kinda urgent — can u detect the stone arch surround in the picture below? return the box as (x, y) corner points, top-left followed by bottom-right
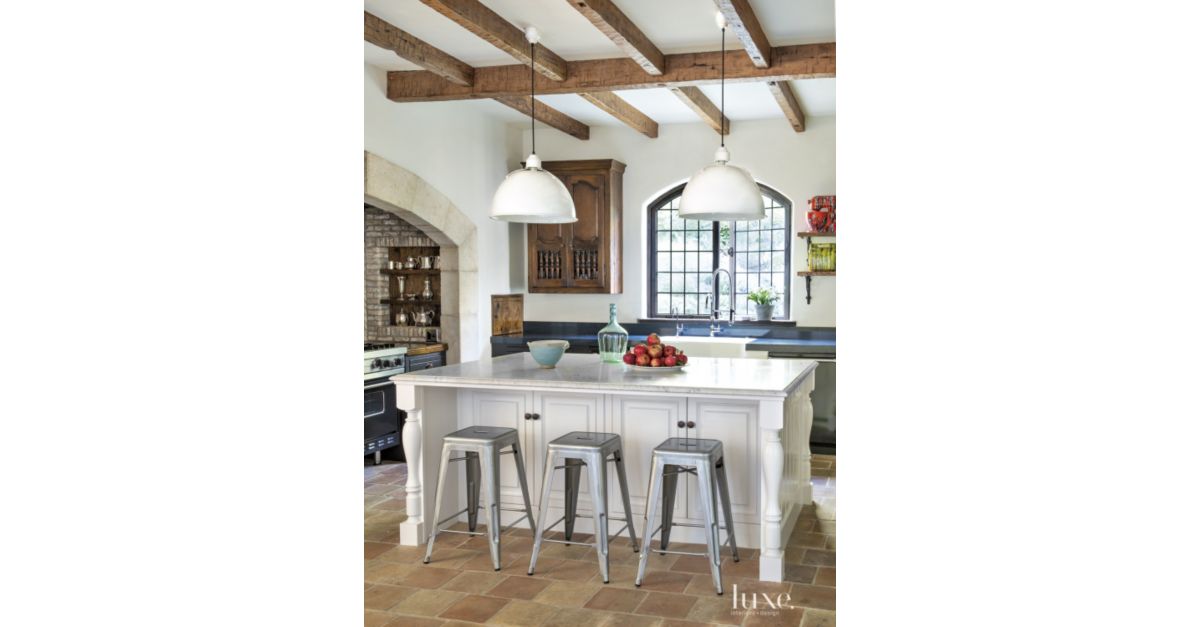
(365, 151), (478, 364)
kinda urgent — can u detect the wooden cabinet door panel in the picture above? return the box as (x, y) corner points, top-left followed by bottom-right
(529, 222), (567, 289)
(565, 174), (607, 289)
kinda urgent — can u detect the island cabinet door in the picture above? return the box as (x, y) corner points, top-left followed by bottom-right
(609, 395), (687, 521)
(684, 399), (760, 522)
(464, 390), (533, 507)
(528, 392), (607, 513)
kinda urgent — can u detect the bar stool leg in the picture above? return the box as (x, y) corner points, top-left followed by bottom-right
(465, 451), (481, 532)
(715, 457), (739, 562)
(562, 458), (583, 543)
(613, 450), (639, 551)
(528, 450), (559, 575)
(481, 445), (503, 570)
(511, 439), (536, 534)
(659, 464), (679, 552)
(635, 455), (665, 587)
(695, 459), (723, 595)
(587, 451), (610, 583)
(423, 442), (453, 564)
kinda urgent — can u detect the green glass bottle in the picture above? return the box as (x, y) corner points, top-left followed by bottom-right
(597, 303), (629, 363)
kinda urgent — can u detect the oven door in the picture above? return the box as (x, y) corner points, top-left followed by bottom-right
(364, 378), (402, 456)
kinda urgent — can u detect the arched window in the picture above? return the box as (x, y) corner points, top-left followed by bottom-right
(646, 183), (791, 319)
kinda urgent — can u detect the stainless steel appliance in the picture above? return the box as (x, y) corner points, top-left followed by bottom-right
(365, 343), (408, 464)
(768, 352), (835, 454)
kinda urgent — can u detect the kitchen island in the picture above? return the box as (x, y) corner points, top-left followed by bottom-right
(390, 352), (818, 582)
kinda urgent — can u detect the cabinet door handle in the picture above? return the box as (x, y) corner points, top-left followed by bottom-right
(686, 421), (696, 428)
(676, 420), (686, 428)
(524, 413), (532, 421)
(532, 413), (540, 420)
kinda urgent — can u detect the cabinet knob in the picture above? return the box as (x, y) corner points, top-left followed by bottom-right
(524, 413), (532, 420)
(687, 421), (696, 428)
(676, 420), (686, 428)
(532, 413), (540, 420)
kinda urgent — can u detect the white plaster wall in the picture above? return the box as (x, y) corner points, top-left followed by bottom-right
(510, 116), (836, 327)
(364, 64), (515, 359)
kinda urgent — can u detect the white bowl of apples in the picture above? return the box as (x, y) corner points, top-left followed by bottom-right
(622, 333), (688, 372)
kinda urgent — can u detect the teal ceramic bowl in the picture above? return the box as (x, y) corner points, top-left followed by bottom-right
(528, 340), (569, 368)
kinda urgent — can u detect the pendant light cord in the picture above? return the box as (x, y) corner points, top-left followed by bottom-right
(720, 26), (726, 148)
(530, 40), (536, 156)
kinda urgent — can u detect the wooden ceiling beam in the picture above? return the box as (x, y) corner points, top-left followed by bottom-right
(766, 81), (805, 132)
(579, 92), (658, 138)
(567, 0), (665, 75)
(714, 0), (772, 68)
(670, 87), (728, 135)
(419, 0), (569, 81)
(388, 43), (834, 102)
(364, 12), (475, 87)
(493, 96), (590, 140)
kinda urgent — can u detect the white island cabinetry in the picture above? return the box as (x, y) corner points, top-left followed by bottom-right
(393, 353), (817, 582)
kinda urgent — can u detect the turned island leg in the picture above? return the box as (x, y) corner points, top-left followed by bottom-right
(758, 370), (817, 582)
(760, 422), (785, 582)
(397, 385), (425, 545)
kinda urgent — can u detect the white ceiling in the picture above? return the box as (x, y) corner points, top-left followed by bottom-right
(365, 0), (835, 126)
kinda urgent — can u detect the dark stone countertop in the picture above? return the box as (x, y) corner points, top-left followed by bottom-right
(492, 321), (835, 355)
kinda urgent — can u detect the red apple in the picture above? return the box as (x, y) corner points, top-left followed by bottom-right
(622, 352), (636, 365)
(647, 344), (663, 358)
(663, 345), (676, 357)
(650, 357), (662, 367)
(635, 353), (651, 366)
(632, 344), (648, 356)
(676, 354), (688, 365)
(646, 333), (661, 346)
(663, 355), (677, 367)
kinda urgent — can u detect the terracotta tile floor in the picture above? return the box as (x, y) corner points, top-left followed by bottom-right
(365, 454), (836, 626)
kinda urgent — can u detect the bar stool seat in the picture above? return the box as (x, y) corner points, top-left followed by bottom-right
(424, 425), (536, 570)
(528, 431), (638, 584)
(635, 436), (739, 595)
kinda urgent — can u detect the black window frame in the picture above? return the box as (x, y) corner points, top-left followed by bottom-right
(645, 183), (792, 320)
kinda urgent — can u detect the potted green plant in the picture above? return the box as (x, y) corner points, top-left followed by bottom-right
(748, 288), (779, 321)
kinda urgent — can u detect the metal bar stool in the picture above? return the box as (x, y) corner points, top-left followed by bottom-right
(635, 437), (739, 595)
(528, 431), (638, 584)
(424, 426), (535, 570)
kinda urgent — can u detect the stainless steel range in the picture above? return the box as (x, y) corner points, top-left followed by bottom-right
(364, 343), (409, 464)
(365, 342), (408, 380)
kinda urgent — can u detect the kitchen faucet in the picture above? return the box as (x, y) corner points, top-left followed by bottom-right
(708, 268), (735, 336)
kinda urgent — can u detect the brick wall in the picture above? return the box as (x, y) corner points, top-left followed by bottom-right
(365, 205), (438, 342)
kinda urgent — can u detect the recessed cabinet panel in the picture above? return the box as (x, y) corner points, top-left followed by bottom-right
(529, 392), (606, 511)
(468, 391), (531, 505)
(685, 399), (759, 521)
(610, 395), (686, 520)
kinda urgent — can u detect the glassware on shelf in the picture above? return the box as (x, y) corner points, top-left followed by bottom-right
(420, 278), (435, 300)
(396, 276), (406, 297)
(597, 303), (629, 363)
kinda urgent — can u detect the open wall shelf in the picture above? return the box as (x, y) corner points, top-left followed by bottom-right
(796, 232), (836, 304)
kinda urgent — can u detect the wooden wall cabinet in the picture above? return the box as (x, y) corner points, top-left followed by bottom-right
(527, 159), (624, 293)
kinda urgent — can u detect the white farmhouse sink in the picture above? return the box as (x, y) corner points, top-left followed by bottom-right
(658, 335), (766, 359)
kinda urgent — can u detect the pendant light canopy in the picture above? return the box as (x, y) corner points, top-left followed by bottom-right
(678, 13), (765, 222)
(490, 27), (576, 224)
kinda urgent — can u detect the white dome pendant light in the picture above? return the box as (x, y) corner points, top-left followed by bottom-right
(678, 13), (765, 222)
(490, 27), (576, 224)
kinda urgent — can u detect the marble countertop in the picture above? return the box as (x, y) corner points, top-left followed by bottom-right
(391, 353), (818, 398)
